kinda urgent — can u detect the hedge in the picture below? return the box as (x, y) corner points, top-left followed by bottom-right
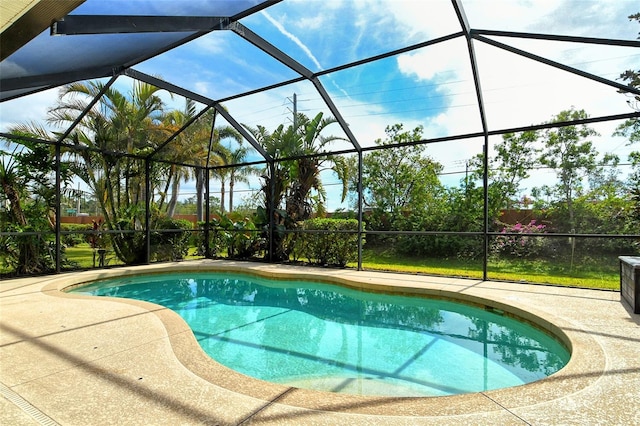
(297, 218), (362, 266)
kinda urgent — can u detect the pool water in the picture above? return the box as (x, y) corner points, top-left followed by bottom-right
(71, 272), (570, 396)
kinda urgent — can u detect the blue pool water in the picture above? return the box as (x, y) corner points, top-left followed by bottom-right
(70, 272), (570, 396)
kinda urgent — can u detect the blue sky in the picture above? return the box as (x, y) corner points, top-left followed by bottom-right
(1, 0), (639, 211)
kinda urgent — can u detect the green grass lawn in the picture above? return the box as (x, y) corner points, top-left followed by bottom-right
(65, 243), (125, 268)
(355, 250), (484, 278)
(486, 257), (619, 289)
(65, 244), (96, 268)
(353, 246), (620, 290)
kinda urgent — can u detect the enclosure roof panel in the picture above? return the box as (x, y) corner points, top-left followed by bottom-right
(240, 0), (462, 72)
(463, 0), (638, 41)
(134, 29), (301, 101)
(0, 0), (274, 100)
(0, 0), (638, 146)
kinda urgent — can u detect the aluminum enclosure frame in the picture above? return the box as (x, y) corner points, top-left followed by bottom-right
(0, 0), (639, 279)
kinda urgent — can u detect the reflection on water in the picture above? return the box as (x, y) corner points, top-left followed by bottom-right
(73, 272), (570, 396)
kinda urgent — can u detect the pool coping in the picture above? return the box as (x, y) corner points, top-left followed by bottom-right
(40, 260), (603, 417)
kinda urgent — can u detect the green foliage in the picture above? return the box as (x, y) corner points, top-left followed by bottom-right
(150, 217), (193, 261)
(470, 130), (539, 213)
(245, 112), (347, 260)
(252, 205), (293, 260)
(61, 223), (91, 247)
(4, 77), (639, 277)
(199, 211), (264, 259)
(536, 108), (600, 231)
(0, 140), (74, 274)
(0, 233), (54, 275)
(110, 204), (147, 265)
(492, 221), (547, 258)
(393, 233), (484, 260)
(359, 124), (443, 223)
(297, 218), (362, 266)
(444, 183), (486, 233)
(354, 124), (447, 249)
(194, 220), (218, 257)
(628, 152), (640, 233)
(387, 180), (486, 259)
(222, 212), (263, 259)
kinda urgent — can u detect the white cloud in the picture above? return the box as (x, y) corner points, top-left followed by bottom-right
(359, 0), (460, 40)
(462, 0), (559, 33)
(0, 88), (60, 133)
(474, 41), (631, 128)
(192, 35), (227, 55)
(394, 37), (481, 138)
(397, 41), (470, 82)
(297, 16), (324, 31)
(387, 1), (634, 139)
(261, 10), (324, 70)
(193, 81), (211, 97)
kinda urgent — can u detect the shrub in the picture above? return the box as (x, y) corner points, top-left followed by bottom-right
(492, 220), (547, 258)
(297, 218), (362, 266)
(150, 217), (193, 261)
(61, 223), (89, 247)
(395, 234), (484, 260)
(222, 212), (263, 259)
(195, 219), (225, 257)
(196, 213), (264, 259)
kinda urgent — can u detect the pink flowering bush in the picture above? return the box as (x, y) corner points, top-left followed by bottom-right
(492, 220), (547, 258)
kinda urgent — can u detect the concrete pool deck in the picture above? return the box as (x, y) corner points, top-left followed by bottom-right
(1, 260), (639, 425)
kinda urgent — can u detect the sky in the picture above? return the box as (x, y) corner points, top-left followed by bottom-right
(0, 0), (638, 211)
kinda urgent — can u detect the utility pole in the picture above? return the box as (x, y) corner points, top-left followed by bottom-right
(286, 93), (298, 126)
(76, 182), (81, 215)
(292, 92), (297, 128)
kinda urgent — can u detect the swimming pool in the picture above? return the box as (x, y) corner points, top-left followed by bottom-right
(70, 271), (570, 396)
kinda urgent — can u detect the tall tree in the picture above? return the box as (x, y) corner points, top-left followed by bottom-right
(226, 145), (258, 213)
(614, 13), (640, 233)
(246, 111), (346, 220)
(285, 112), (346, 222)
(158, 98), (209, 218)
(491, 130), (540, 210)
(194, 122), (227, 221)
(209, 131), (243, 214)
(357, 124), (444, 228)
(468, 130), (540, 221)
(535, 108), (599, 231)
(159, 106), (238, 221)
(245, 122), (291, 214)
(244, 122), (293, 260)
(244, 111), (346, 259)
(0, 135), (73, 274)
(47, 80), (168, 264)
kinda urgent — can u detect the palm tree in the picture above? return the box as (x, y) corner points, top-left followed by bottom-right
(0, 152), (26, 227)
(47, 79), (168, 264)
(285, 112), (347, 221)
(245, 112), (347, 220)
(244, 112), (346, 260)
(158, 99), (203, 217)
(183, 109), (219, 222)
(1, 124), (54, 230)
(227, 145), (258, 212)
(209, 130), (243, 214)
(211, 144), (231, 213)
(244, 122), (294, 216)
